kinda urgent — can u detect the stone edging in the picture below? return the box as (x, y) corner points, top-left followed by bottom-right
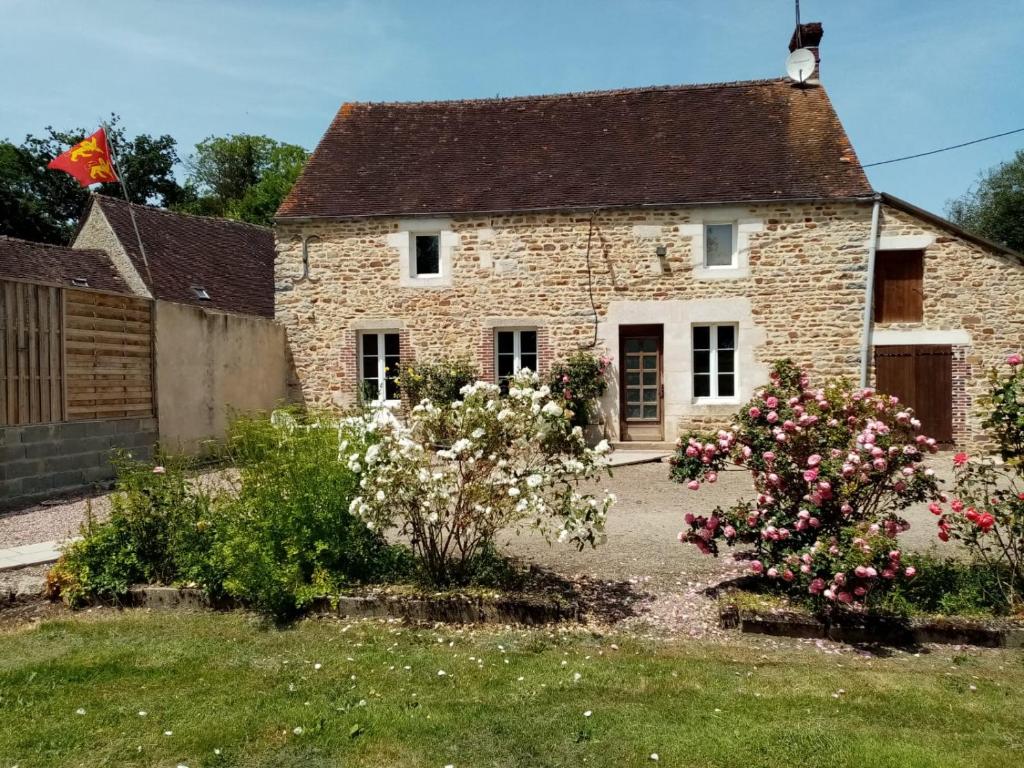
(127, 586), (581, 625)
(720, 604), (1024, 648)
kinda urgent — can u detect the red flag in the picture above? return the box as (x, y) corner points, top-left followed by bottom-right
(47, 127), (118, 186)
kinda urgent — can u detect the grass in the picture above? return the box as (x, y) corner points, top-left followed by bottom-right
(1, 611), (1023, 767)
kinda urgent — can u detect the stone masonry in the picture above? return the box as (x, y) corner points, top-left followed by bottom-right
(274, 200), (1024, 449)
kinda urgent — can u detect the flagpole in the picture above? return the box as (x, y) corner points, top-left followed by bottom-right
(101, 121), (155, 292)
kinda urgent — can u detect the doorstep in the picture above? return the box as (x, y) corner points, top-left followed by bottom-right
(604, 450), (672, 468)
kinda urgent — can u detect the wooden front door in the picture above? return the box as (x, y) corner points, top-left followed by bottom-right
(874, 345), (954, 444)
(620, 325), (663, 441)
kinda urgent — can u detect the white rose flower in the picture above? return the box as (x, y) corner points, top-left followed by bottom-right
(542, 401), (563, 417)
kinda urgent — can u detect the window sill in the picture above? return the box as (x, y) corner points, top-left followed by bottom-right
(692, 397), (741, 407)
(400, 274), (452, 288)
(693, 265), (750, 281)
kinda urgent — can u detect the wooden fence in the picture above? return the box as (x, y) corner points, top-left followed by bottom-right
(0, 279), (153, 427)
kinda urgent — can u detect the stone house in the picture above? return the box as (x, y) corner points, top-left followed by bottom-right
(273, 24), (1024, 449)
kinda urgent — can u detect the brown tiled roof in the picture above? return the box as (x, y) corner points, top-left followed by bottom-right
(0, 236), (130, 293)
(279, 78), (872, 219)
(94, 196), (275, 318)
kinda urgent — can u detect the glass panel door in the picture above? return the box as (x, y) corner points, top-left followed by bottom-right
(623, 336), (660, 422)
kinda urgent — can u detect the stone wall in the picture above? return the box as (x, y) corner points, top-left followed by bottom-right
(0, 417), (156, 510)
(274, 200), (1024, 448)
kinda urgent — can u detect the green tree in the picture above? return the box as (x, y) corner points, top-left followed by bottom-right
(947, 149), (1024, 254)
(0, 115), (183, 244)
(176, 135), (308, 226)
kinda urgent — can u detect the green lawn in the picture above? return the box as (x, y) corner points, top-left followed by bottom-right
(1, 611), (1022, 767)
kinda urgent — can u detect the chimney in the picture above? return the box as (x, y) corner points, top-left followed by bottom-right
(789, 22), (823, 84)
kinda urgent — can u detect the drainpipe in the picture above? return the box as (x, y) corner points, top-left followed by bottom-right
(858, 194), (882, 388)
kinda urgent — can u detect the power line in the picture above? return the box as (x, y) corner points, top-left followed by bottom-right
(862, 127), (1024, 168)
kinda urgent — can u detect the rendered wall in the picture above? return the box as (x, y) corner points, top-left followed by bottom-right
(154, 301), (286, 454)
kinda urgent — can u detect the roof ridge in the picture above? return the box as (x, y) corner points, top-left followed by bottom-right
(339, 77), (792, 109)
(94, 195), (272, 233)
(0, 234), (106, 253)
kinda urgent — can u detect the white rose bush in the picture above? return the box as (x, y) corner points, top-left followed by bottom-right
(345, 370), (615, 585)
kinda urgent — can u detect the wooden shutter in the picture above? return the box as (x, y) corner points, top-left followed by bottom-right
(874, 250), (924, 323)
(874, 344), (953, 444)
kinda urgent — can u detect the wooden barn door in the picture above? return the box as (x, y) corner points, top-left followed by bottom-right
(874, 345), (953, 444)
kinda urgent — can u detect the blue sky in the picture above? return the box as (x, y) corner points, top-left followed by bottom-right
(3, 0), (1022, 214)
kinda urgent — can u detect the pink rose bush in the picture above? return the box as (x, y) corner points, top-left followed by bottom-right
(930, 355), (1024, 607)
(671, 360), (941, 608)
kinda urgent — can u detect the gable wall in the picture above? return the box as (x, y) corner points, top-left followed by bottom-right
(274, 201), (1023, 448)
(73, 204), (151, 298)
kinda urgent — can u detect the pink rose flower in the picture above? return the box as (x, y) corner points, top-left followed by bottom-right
(750, 561), (764, 575)
(687, 480), (700, 491)
(765, 396), (778, 409)
(904, 566), (917, 578)
(748, 406), (762, 419)
(1008, 353), (1023, 366)
(152, 466), (166, 474)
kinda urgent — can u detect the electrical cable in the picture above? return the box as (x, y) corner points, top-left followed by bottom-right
(862, 127), (1024, 168)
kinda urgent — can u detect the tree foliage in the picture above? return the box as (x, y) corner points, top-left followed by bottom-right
(946, 149), (1024, 254)
(0, 115), (182, 244)
(175, 134), (308, 226)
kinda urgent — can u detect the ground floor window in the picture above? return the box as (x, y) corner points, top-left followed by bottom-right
(496, 329), (537, 390)
(692, 324), (737, 400)
(359, 331), (400, 401)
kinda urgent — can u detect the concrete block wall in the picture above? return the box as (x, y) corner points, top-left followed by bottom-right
(0, 417), (156, 511)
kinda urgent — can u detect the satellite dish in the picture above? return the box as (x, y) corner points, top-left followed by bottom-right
(786, 47), (817, 83)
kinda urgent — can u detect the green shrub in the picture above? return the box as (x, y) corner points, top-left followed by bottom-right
(871, 552), (1011, 617)
(547, 351), (611, 427)
(395, 357), (478, 406)
(52, 453), (223, 607)
(215, 411), (412, 617)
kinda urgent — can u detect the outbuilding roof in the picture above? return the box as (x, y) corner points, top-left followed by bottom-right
(93, 196), (276, 318)
(279, 78), (872, 219)
(0, 235), (130, 293)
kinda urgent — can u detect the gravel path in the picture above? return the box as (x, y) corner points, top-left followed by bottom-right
(0, 494), (111, 549)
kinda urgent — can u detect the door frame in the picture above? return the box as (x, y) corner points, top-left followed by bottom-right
(618, 324), (664, 441)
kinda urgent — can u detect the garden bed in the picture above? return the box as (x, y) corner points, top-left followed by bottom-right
(126, 584), (581, 625)
(719, 598), (1024, 647)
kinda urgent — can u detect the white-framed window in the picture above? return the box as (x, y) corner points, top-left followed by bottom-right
(359, 331), (401, 402)
(495, 329), (538, 390)
(412, 233), (441, 277)
(692, 324), (737, 401)
(703, 223), (737, 268)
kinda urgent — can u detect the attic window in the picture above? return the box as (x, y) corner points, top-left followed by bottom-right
(191, 285), (211, 301)
(413, 234), (441, 277)
(69, 277), (89, 288)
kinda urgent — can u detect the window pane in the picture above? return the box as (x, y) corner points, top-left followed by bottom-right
(718, 373), (736, 398)
(642, 371), (656, 386)
(693, 350), (711, 375)
(624, 338), (641, 353)
(519, 331), (537, 355)
(625, 355), (640, 370)
(362, 333), (378, 356)
(642, 404), (658, 419)
(497, 331), (514, 355)
(519, 353), (537, 373)
(717, 349), (735, 374)
(694, 373), (711, 398)
(641, 338), (657, 352)
(415, 235), (440, 275)
(626, 404), (641, 418)
(626, 372), (640, 386)
(497, 354), (516, 379)
(642, 356), (657, 370)
(384, 333), (400, 356)
(716, 325), (735, 350)
(692, 325), (711, 350)
(385, 376), (400, 401)
(705, 224), (734, 267)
